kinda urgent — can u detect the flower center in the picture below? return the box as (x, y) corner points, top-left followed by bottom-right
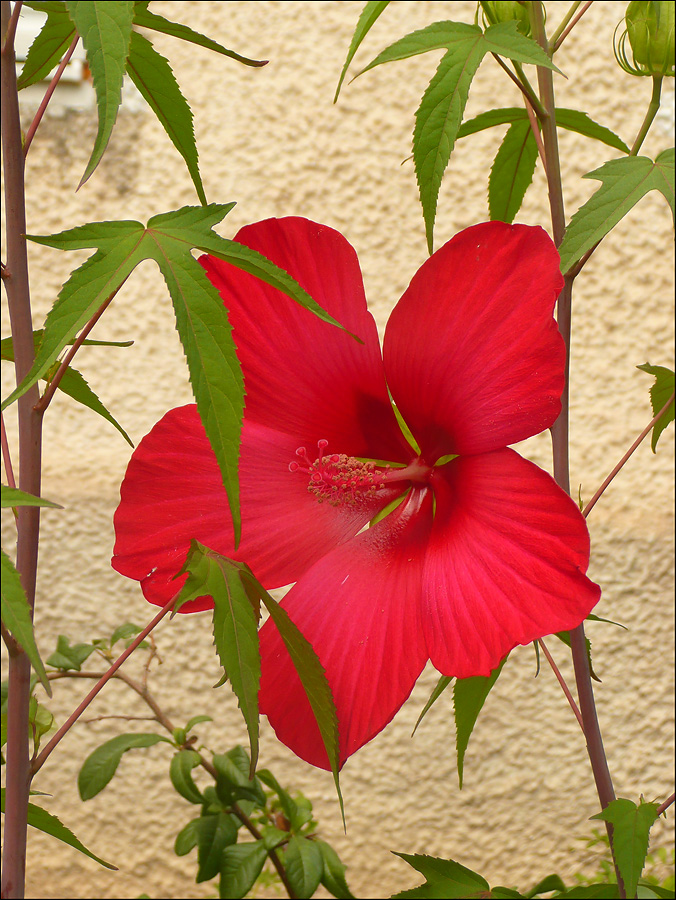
(289, 440), (432, 507)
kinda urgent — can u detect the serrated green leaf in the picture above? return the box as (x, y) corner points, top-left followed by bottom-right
(317, 839), (356, 899)
(457, 107), (629, 153)
(174, 542), (260, 770)
(480, 21), (563, 73)
(64, 1), (134, 186)
(54, 363), (134, 445)
(132, 4), (267, 67)
(525, 873), (567, 897)
(591, 798), (660, 899)
(412, 674), (453, 736)
(392, 853), (489, 899)
(78, 732), (169, 800)
(334, 0), (390, 101)
(219, 841), (268, 899)
(46, 634), (96, 671)
(1, 486), (62, 509)
(285, 835), (324, 898)
(18, 1), (77, 89)
(637, 364), (675, 451)
(195, 812), (238, 883)
(170, 748), (204, 804)
(125, 30), (206, 204)
(174, 817), (200, 856)
(488, 119), (538, 223)
(0, 329), (132, 359)
(1, 550), (51, 695)
(1, 788), (117, 868)
(454, 655), (507, 788)
(554, 629), (601, 682)
(558, 149), (675, 274)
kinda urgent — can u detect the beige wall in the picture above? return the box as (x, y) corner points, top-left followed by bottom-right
(2, 2), (674, 898)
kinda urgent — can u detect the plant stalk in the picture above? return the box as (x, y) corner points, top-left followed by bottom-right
(1, 3), (44, 896)
(629, 76), (663, 156)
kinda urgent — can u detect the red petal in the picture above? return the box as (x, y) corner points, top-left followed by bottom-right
(201, 217), (409, 463)
(422, 450), (601, 678)
(259, 488), (433, 769)
(112, 406), (404, 609)
(384, 222), (565, 460)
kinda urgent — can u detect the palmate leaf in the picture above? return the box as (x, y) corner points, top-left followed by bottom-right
(591, 798), (660, 899)
(637, 364), (675, 451)
(0, 549), (51, 694)
(18, 1), (77, 89)
(391, 853), (490, 899)
(334, 0), (390, 102)
(558, 149), (675, 274)
(125, 30), (206, 205)
(454, 655), (507, 788)
(488, 119), (538, 223)
(3, 204), (343, 541)
(78, 733), (170, 800)
(0, 789), (117, 869)
(64, 1), (135, 187)
(1, 486), (62, 509)
(356, 20), (558, 251)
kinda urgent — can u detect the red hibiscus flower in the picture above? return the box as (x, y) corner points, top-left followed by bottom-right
(112, 217), (600, 770)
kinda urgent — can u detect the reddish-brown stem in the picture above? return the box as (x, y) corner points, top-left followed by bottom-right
(583, 390), (675, 519)
(538, 639), (584, 732)
(1, 409), (17, 487)
(34, 283), (127, 414)
(23, 35), (79, 156)
(490, 51), (547, 120)
(31, 595), (177, 776)
(524, 94), (548, 175)
(551, 1), (594, 53)
(656, 793), (675, 817)
(2, 3), (44, 894)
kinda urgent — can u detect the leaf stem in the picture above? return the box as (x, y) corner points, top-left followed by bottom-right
(1, 409), (17, 488)
(30, 594), (177, 777)
(0, 0), (20, 55)
(656, 793), (675, 817)
(23, 35), (80, 156)
(490, 52), (547, 120)
(537, 639), (584, 731)
(629, 76), (663, 156)
(583, 390), (675, 518)
(551, 1), (594, 54)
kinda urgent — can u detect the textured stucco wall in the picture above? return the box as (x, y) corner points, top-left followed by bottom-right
(2, 2), (674, 898)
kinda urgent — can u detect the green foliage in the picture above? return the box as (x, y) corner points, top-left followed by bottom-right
(1, 788), (117, 869)
(284, 834), (324, 898)
(391, 853), (490, 898)
(334, 0), (390, 101)
(558, 149), (675, 273)
(18, 2), (78, 89)
(411, 674), (453, 735)
(170, 748), (204, 804)
(1, 486), (61, 508)
(219, 841), (268, 899)
(46, 634), (97, 671)
(78, 733), (170, 800)
(212, 747), (266, 807)
(453, 656), (507, 787)
(591, 798), (660, 898)
(194, 812), (239, 882)
(488, 119), (538, 223)
(637, 364), (675, 450)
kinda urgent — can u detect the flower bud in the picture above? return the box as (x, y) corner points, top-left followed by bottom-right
(615, 1), (675, 77)
(479, 1), (532, 37)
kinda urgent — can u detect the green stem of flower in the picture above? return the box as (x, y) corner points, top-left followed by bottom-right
(530, 4), (625, 896)
(629, 75), (663, 156)
(551, 1), (594, 54)
(548, 1), (583, 50)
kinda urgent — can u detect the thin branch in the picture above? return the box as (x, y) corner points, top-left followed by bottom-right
(0, 0), (21, 55)
(656, 793), (675, 817)
(23, 35), (79, 156)
(629, 76), (663, 156)
(538, 639), (585, 732)
(552, 2), (594, 54)
(31, 594), (177, 776)
(1, 410), (16, 488)
(583, 390), (675, 518)
(490, 52), (548, 120)
(524, 94), (547, 175)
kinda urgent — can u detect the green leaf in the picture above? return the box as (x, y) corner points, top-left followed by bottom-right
(185, 714), (212, 732)
(1, 550), (51, 695)
(412, 674), (453, 736)
(110, 622), (142, 645)
(174, 817), (200, 856)
(285, 835), (324, 898)
(1, 486), (62, 509)
(392, 853), (489, 899)
(64, 1), (135, 187)
(170, 748), (204, 804)
(457, 107), (629, 153)
(1, 788), (117, 869)
(334, 0), (390, 101)
(454, 655), (507, 788)
(125, 30), (206, 204)
(18, 1), (77, 89)
(557, 884), (620, 898)
(46, 634), (96, 671)
(174, 542), (260, 771)
(195, 812), (238, 883)
(488, 119), (538, 223)
(317, 839), (356, 899)
(212, 747), (266, 807)
(132, 4), (267, 67)
(637, 364), (675, 451)
(554, 630), (601, 682)
(219, 841), (268, 899)
(257, 769), (309, 833)
(591, 798), (660, 899)
(526, 873), (567, 897)
(0, 329), (133, 359)
(558, 149), (675, 274)
(78, 733), (169, 800)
